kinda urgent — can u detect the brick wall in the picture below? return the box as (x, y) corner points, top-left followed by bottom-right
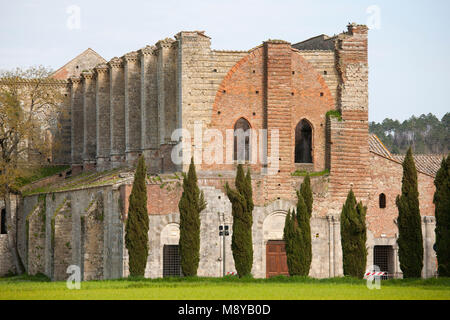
(329, 24), (371, 201)
(367, 152), (436, 238)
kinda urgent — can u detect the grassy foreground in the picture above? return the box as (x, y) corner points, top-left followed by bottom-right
(0, 274), (449, 300)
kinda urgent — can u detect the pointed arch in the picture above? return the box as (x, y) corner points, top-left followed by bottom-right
(234, 117), (251, 162)
(295, 119), (313, 163)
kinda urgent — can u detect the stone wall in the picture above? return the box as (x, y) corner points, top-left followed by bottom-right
(81, 195), (104, 280)
(52, 200), (72, 281)
(0, 198), (14, 275)
(26, 197), (46, 275)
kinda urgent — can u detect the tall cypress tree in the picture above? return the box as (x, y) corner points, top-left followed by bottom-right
(300, 174), (313, 218)
(341, 189), (367, 278)
(434, 155), (450, 277)
(396, 147), (424, 278)
(125, 155), (149, 277)
(296, 191), (312, 276)
(283, 209), (302, 275)
(179, 157), (206, 276)
(225, 165), (254, 277)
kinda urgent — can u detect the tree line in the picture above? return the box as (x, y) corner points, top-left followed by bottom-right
(126, 152), (450, 279)
(369, 113), (449, 154)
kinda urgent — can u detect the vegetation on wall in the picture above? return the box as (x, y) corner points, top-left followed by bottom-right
(225, 164), (254, 278)
(434, 155), (450, 277)
(125, 155), (149, 277)
(369, 113), (449, 154)
(178, 158), (206, 277)
(340, 189), (367, 279)
(326, 109), (342, 122)
(396, 148), (424, 278)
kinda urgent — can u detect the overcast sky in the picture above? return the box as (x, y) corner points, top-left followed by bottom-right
(0, 0), (448, 123)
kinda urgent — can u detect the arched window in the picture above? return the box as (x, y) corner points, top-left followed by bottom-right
(379, 193), (386, 209)
(295, 119), (312, 163)
(234, 118), (251, 162)
(1, 208), (7, 234)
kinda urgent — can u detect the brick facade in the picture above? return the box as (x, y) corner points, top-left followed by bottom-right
(1, 23), (439, 280)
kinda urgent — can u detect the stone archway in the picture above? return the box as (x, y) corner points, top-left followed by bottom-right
(160, 223), (181, 277)
(253, 199), (295, 278)
(263, 211), (289, 278)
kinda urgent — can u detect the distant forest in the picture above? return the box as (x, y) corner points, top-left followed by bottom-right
(369, 113), (449, 155)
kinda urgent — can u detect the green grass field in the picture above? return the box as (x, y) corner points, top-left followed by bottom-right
(1, 275), (449, 300)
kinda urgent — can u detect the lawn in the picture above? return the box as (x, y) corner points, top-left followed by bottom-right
(1, 275), (449, 300)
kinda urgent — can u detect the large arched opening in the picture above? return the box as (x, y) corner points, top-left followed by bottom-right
(233, 117), (251, 162)
(295, 119), (313, 163)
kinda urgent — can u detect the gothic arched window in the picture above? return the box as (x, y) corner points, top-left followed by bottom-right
(295, 119), (312, 163)
(379, 193), (386, 209)
(234, 118), (251, 162)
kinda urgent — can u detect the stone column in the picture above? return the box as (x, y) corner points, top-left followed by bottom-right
(124, 51), (141, 166)
(392, 243), (401, 278)
(108, 57), (126, 168)
(81, 71), (97, 170)
(156, 39), (176, 146)
(95, 64), (110, 171)
(139, 46), (158, 147)
(326, 214), (335, 278)
(70, 77), (83, 170)
(422, 216), (436, 278)
(333, 214), (342, 276)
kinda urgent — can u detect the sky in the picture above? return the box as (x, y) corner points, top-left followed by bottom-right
(0, 0), (449, 123)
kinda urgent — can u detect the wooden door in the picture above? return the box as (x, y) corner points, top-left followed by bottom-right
(266, 240), (289, 278)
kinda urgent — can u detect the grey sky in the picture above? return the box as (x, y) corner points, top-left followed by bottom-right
(0, 0), (448, 122)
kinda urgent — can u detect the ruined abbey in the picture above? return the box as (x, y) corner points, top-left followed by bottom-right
(0, 23), (443, 280)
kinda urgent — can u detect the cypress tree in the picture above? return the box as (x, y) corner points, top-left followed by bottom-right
(283, 209), (302, 275)
(434, 155), (450, 277)
(300, 174), (313, 218)
(396, 147), (424, 278)
(340, 189), (367, 278)
(178, 157), (206, 276)
(296, 191), (312, 276)
(125, 155), (149, 277)
(225, 165), (254, 277)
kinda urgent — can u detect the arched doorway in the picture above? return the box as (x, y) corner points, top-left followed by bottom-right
(263, 212), (288, 278)
(161, 223), (181, 277)
(233, 117), (251, 162)
(295, 119), (313, 163)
